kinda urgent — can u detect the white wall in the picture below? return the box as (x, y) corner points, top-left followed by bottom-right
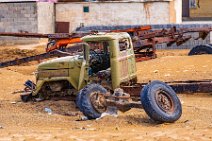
(37, 2), (55, 33)
(56, 1), (172, 32)
(174, 0), (182, 23)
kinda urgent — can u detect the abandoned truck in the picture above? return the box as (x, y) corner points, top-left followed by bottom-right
(22, 32), (182, 123)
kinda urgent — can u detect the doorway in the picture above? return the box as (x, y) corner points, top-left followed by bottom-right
(55, 22), (70, 33)
(182, 0), (190, 17)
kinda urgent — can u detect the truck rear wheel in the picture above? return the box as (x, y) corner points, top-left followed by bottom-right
(140, 80), (182, 123)
(188, 44), (212, 55)
(78, 84), (107, 119)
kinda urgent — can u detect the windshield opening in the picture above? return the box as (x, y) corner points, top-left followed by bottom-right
(86, 41), (111, 74)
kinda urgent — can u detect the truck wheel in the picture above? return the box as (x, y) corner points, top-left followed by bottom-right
(188, 44), (212, 55)
(140, 80), (182, 123)
(80, 84), (107, 119)
(20, 94), (32, 102)
(76, 90), (83, 111)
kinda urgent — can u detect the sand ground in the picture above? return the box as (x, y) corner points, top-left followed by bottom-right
(0, 46), (212, 141)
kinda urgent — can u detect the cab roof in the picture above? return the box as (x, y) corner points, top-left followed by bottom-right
(81, 32), (130, 42)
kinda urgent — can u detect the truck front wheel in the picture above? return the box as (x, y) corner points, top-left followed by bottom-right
(77, 84), (107, 119)
(141, 80), (182, 123)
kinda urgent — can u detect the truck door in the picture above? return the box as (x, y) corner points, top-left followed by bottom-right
(118, 38), (136, 82)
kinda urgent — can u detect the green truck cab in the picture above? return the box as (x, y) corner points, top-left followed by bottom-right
(35, 32), (137, 96)
(24, 32), (182, 123)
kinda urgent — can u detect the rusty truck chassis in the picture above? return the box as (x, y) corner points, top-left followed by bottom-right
(22, 78), (212, 115)
(0, 26), (211, 66)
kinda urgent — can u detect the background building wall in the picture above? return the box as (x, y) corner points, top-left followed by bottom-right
(190, 0), (212, 18)
(37, 2), (55, 34)
(0, 2), (38, 45)
(56, 1), (176, 32)
(0, 2), (55, 45)
(0, 2), (38, 33)
(174, 0), (182, 23)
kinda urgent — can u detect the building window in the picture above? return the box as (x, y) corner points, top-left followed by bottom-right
(189, 0), (197, 8)
(83, 6), (89, 13)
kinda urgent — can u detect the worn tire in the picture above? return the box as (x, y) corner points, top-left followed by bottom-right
(80, 84), (107, 119)
(20, 94), (32, 102)
(188, 44), (212, 56)
(141, 80), (182, 123)
(76, 90), (83, 111)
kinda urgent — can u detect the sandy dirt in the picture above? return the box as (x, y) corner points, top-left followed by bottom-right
(0, 47), (212, 141)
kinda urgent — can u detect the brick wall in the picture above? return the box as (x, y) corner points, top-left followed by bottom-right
(0, 2), (38, 45)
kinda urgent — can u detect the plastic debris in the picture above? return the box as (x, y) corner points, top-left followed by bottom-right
(78, 116), (88, 121)
(96, 106), (118, 120)
(44, 107), (53, 115)
(153, 70), (159, 73)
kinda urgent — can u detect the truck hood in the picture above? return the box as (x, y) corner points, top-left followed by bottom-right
(37, 55), (84, 70)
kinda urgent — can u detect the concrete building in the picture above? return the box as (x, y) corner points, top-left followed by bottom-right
(0, 1), (54, 45)
(55, 0), (182, 32)
(0, 0), (182, 45)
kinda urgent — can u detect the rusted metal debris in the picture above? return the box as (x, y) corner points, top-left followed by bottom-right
(169, 80), (212, 94)
(0, 26), (212, 67)
(21, 79), (212, 103)
(0, 32), (86, 39)
(121, 80), (212, 98)
(20, 79), (212, 116)
(0, 32), (48, 38)
(0, 45), (81, 68)
(105, 80), (212, 113)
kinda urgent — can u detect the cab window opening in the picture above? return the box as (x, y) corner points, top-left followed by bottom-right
(87, 41), (110, 74)
(119, 38), (130, 51)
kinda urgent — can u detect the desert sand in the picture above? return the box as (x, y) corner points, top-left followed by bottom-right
(0, 47), (212, 141)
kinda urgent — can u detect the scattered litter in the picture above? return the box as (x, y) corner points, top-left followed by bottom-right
(74, 126), (96, 131)
(10, 101), (17, 104)
(12, 90), (24, 94)
(35, 97), (45, 102)
(115, 127), (119, 130)
(44, 107), (53, 115)
(153, 70), (159, 73)
(96, 106), (118, 120)
(184, 120), (190, 123)
(80, 127), (86, 130)
(77, 116), (88, 121)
